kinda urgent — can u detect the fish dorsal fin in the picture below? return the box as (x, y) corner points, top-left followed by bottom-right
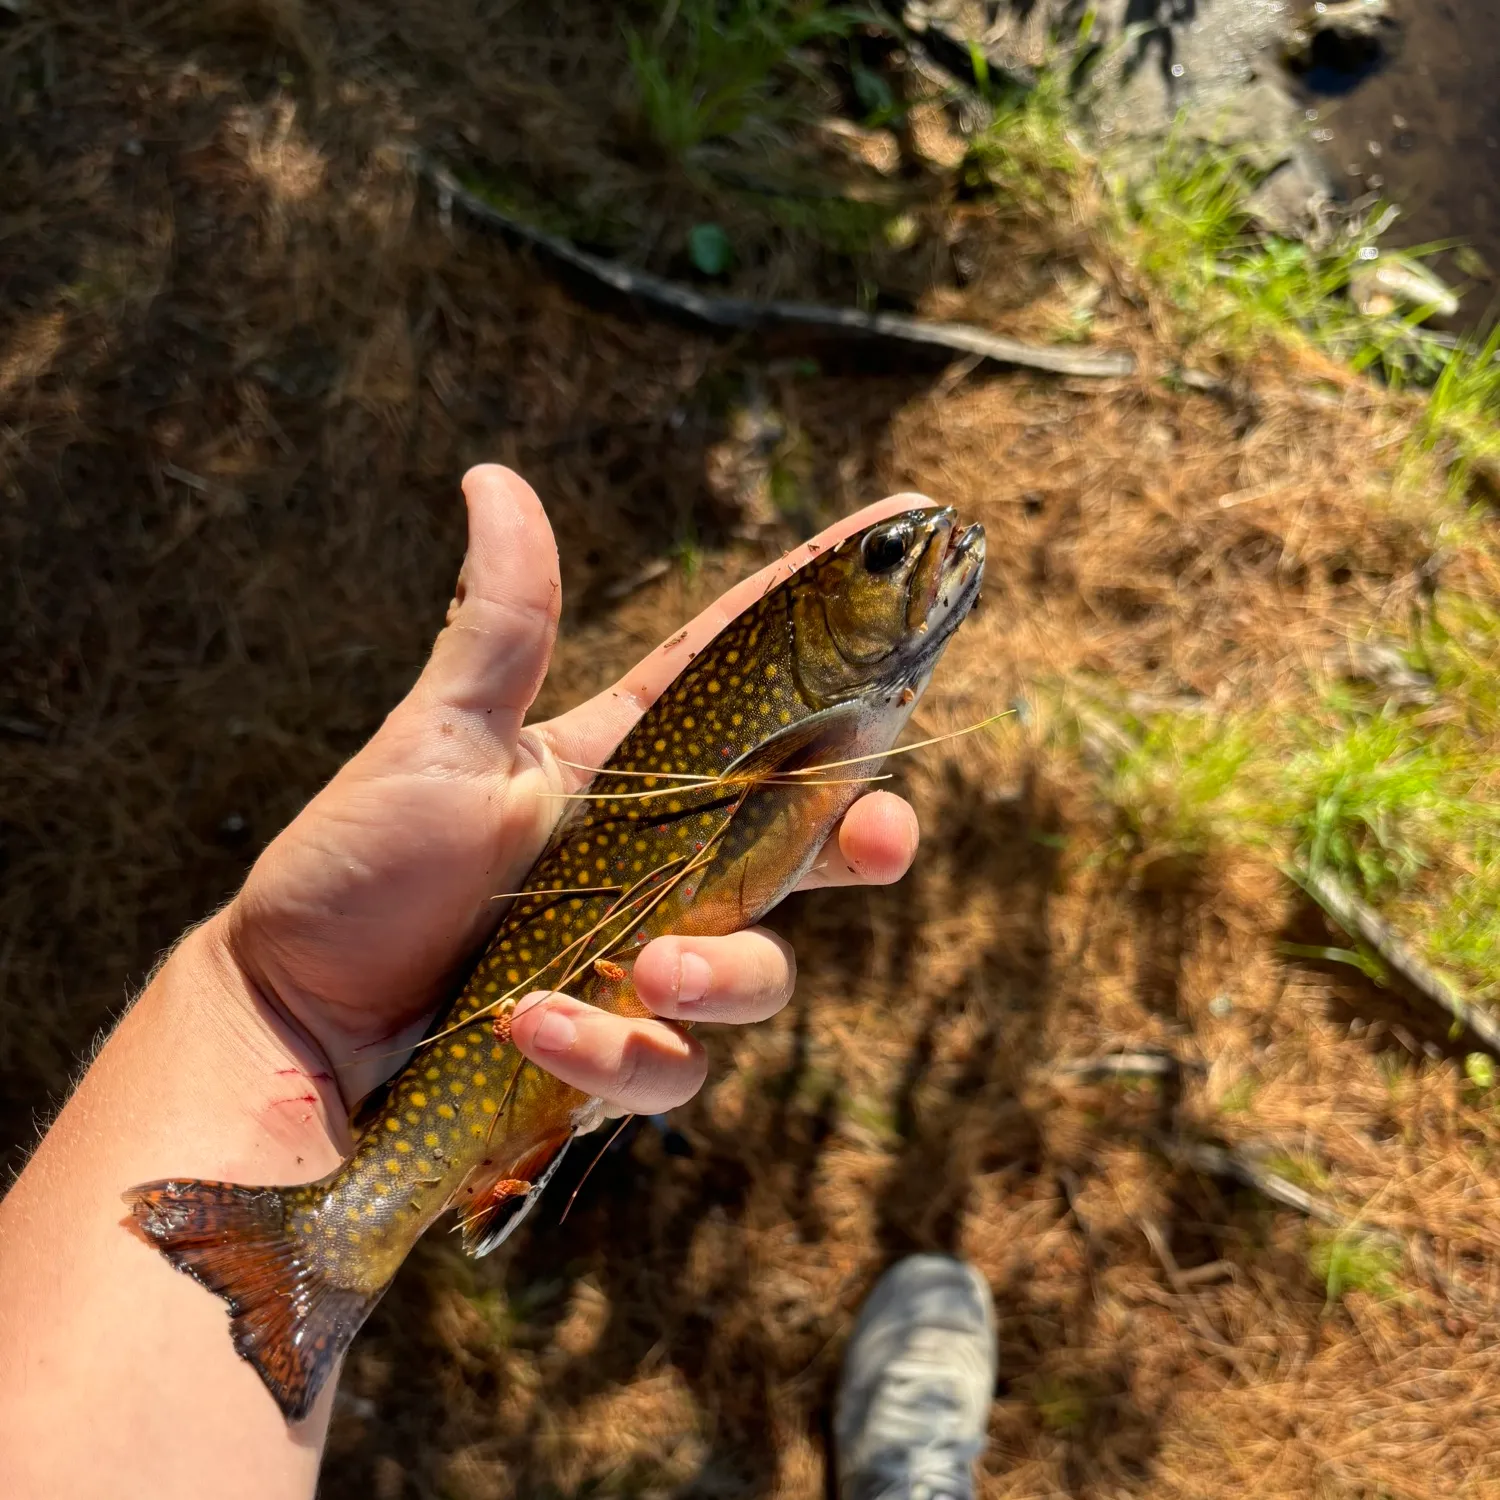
(719, 701), (863, 785)
(460, 1131), (574, 1258)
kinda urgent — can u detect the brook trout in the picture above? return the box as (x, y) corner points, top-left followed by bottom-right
(125, 505), (985, 1420)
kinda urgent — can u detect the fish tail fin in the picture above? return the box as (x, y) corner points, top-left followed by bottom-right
(123, 1178), (379, 1422)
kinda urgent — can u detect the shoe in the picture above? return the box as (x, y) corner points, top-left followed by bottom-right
(834, 1255), (997, 1500)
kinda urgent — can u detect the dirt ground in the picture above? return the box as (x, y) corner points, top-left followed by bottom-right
(5, 4), (1500, 1498)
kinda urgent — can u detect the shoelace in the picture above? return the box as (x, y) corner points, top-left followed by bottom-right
(845, 1367), (981, 1500)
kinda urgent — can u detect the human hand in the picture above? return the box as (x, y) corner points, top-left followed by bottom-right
(221, 466), (924, 1124)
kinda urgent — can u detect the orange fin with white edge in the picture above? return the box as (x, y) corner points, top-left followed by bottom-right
(460, 1133), (574, 1258)
(123, 1178), (383, 1423)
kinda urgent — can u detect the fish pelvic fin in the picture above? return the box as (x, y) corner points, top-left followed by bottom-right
(122, 1178), (381, 1423)
(460, 1132), (573, 1258)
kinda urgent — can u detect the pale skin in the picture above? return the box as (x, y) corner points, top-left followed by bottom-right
(0, 468), (929, 1500)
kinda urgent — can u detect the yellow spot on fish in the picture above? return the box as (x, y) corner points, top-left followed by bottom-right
(346, 1208), (360, 1223)
(414, 1161), (430, 1176)
(425, 1067), (440, 1082)
(395, 1139), (412, 1154)
(485, 981), (498, 994)
(425, 1132), (440, 1148)
(450, 1080), (465, 1095)
(732, 713), (743, 726)
(472, 1072), (487, 1087)
(385, 1117), (401, 1132)
(450, 1044), (467, 1060)
(363, 1203), (378, 1218)
(765, 664), (778, 678)
(376, 1182), (390, 1196)
(780, 710), (792, 724)
(386, 1159), (401, 1174)
(410, 1091), (427, 1107)
(491, 1046), (504, 1061)
(507, 969), (520, 984)
(481, 1098), (497, 1114)
(654, 739), (666, 752)
(683, 715), (695, 729)
(438, 1103), (455, 1120)
(406, 1110), (421, 1125)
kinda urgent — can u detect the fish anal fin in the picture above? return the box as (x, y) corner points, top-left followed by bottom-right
(123, 1178), (382, 1423)
(460, 1133), (573, 1258)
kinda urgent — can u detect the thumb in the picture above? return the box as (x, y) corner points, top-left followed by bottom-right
(414, 465), (562, 743)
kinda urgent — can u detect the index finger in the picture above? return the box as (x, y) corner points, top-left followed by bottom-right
(537, 491), (936, 772)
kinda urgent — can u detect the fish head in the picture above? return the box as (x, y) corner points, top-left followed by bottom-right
(790, 505), (985, 705)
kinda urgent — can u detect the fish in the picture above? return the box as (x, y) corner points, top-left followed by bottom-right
(123, 504), (985, 1422)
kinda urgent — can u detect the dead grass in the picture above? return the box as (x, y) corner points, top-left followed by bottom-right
(4, 3), (1500, 1499)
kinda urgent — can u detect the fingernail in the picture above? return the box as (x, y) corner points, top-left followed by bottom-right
(676, 952), (712, 1006)
(514, 992), (577, 1054)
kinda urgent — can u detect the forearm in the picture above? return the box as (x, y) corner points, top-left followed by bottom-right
(0, 918), (345, 1500)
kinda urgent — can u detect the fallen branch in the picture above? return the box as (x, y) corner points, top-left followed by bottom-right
(1055, 1048), (1202, 1082)
(1164, 1138), (1343, 1226)
(1297, 865), (1500, 1058)
(414, 154), (1136, 380)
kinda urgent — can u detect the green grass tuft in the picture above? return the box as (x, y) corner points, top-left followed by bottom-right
(1417, 320), (1500, 493)
(1105, 710), (1267, 855)
(1428, 836), (1500, 1001)
(1281, 710), (1478, 896)
(625, 0), (856, 155)
(1308, 1229), (1402, 1304)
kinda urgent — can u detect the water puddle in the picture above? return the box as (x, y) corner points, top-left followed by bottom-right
(1298, 0), (1500, 326)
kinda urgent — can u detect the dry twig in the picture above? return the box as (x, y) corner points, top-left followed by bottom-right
(414, 155), (1137, 380)
(1298, 866), (1500, 1057)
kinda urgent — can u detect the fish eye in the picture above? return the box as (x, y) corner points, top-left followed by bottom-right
(861, 522), (910, 575)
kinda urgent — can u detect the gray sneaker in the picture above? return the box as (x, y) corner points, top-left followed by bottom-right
(834, 1255), (997, 1500)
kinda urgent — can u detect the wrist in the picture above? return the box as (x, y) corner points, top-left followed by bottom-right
(107, 915), (349, 1184)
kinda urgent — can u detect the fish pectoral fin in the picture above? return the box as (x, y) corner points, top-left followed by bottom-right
(459, 1132), (573, 1259)
(720, 701), (864, 783)
(123, 1177), (383, 1423)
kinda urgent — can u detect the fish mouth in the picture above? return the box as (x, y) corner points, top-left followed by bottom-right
(905, 508), (985, 646)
